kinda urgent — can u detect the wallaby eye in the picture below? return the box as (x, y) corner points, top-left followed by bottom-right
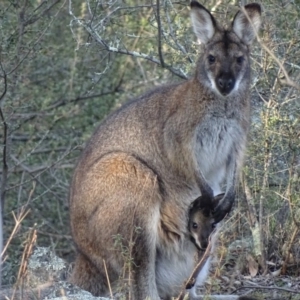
(208, 55), (216, 64)
(192, 222), (198, 229)
(236, 56), (244, 64)
(212, 223), (216, 229)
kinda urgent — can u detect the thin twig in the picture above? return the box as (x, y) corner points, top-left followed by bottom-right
(7, 0), (67, 76)
(98, 40), (187, 79)
(69, 0), (187, 79)
(92, 4), (156, 30)
(234, 284), (300, 294)
(241, 6), (300, 90)
(15, 228), (37, 293)
(103, 259), (113, 299)
(154, 0), (165, 67)
(1, 209), (30, 257)
(24, 0), (61, 26)
(165, 6), (192, 61)
(45, 86), (122, 111)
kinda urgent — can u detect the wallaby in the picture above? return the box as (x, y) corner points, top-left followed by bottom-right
(187, 194), (223, 299)
(188, 194), (257, 300)
(188, 193), (224, 251)
(69, 1), (261, 299)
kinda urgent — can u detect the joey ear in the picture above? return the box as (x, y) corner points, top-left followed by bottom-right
(232, 3), (261, 45)
(190, 1), (216, 44)
(212, 193), (225, 210)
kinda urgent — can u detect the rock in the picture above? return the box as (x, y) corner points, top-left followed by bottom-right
(26, 247), (68, 288)
(0, 247), (110, 300)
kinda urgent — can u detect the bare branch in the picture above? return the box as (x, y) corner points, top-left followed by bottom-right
(6, 146), (78, 193)
(234, 284), (300, 295)
(45, 87), (122, 111)
(69, 0), (187, 79)
(93, 4), (156, 30)
(7, 0), (67, 76)
(24, 0), (61, 26)
(0, 62), (7, 105)
(153, 0), (165, 67)
(165, 5), (192, 62)
(242, 6), (300, 90)
(1, 209), (30, 259)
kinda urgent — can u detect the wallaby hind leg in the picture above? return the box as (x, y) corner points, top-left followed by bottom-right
(70, 253), (109, 296)
(70, 152), (162, 299)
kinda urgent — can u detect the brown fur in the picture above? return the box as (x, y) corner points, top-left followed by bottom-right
(69, 2), (261, 299)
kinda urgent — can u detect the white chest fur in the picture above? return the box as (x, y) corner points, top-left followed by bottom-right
(194, 117), (245, 194)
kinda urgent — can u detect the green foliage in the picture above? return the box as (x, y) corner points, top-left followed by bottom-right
(244, 0), (300, 270)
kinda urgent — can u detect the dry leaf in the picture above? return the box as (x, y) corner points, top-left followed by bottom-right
(246, 254), (258, 277)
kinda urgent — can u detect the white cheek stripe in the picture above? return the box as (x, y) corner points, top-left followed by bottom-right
(207, 73), (218, 92)
(232, 76), (242, 93)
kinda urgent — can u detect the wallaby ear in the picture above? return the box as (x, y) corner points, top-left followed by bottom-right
(232, 3), (261, 45)
(190, 1), (216, 44)
(212, 193), (225, 211)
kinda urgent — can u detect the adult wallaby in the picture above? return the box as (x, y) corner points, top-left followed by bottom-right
(69, 1), (261, 299)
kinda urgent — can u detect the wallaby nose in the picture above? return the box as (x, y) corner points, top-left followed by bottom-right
(201, 239), (208, 249)
(217, 74), (235, 95)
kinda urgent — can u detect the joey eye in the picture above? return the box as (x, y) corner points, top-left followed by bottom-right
(192, 222), (198, 229)
(208, 55), (216, 64)
(236, 56), (244, 64)
(212, 223), (217, 229)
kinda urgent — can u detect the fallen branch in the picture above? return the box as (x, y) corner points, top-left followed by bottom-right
(234, 284), (300, 295)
